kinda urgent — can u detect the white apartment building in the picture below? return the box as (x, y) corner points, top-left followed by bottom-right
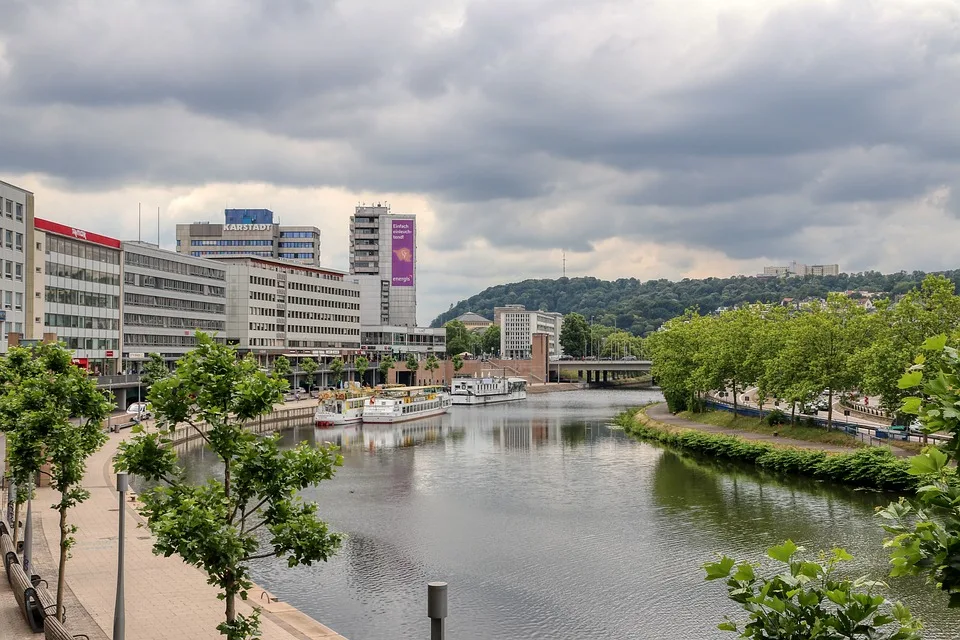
(121, 242), (229, 369)
(496, 305), (563, 359)
(0, 181), (30, 354)
(762, 261), (840, 277)
(28, 218), (122, 374)
(349, 204), (417, 326)
(210, 256), (361, 365)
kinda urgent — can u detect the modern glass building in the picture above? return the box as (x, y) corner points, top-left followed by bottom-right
(176, 209), (322, 267)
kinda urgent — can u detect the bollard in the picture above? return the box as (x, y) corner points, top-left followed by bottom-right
(427, 582), (447, 640)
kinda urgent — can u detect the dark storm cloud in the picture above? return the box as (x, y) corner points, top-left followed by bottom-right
(1, 0), (959, 264)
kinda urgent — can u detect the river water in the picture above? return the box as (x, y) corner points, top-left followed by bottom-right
(181, 390), (960, 639)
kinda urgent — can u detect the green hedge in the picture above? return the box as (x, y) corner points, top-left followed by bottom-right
(615, 408), (918, 493)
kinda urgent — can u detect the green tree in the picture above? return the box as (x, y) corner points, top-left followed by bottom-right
(881, 334), (960, 605)
(646, 310), (712, 412)
(481, 324), (501, 356)
(115, 333), (342, 640)
(704, 540), (921, 639)
(601, 331), (643, 358)
(378, 356), (395, 385)
(273, 355), (290, 377)
(701, 306), (763, 417)
(560, 313), (590, 358)
(355, 356), (369, 386)
(140, 352), (170, 387)
(0, 342), (113, 620)
(445, 320), (470, 355)
(329, 358), (345, 387)
(452, 354), (465, 375)
(424, 355), (440, 384)
(300, 357), (319, 390)
(406, 354), (420, 385)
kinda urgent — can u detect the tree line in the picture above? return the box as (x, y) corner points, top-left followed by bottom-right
(431, 269), (960, 336)
(644, 275), (960, 426)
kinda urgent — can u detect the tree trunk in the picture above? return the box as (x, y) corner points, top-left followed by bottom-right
(791, 402), (796, 426)
(13, 500), (20, 547)
(732, 380), (738, 417)
(56, 502), (68, 621)
(225, 582), (236, 627)
(827, 387), (834, 430)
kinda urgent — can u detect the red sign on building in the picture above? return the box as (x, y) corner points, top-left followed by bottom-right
(34, 218), (121, 249)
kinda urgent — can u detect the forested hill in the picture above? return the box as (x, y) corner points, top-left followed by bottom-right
(430, 270), (960, 335)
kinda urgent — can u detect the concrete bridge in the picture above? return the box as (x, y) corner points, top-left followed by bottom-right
(549, 359), (652, 383)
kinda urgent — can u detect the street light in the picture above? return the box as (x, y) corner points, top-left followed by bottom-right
(114, 472), (128, 640)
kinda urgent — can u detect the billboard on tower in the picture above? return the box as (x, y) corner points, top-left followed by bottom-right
(391, 218), (415, 287)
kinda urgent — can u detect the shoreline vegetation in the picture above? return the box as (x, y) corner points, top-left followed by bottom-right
(615, 404), (919, 493)
(677, 408), (866, 448)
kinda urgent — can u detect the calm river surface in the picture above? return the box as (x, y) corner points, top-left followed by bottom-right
(181, 390), (960, 639)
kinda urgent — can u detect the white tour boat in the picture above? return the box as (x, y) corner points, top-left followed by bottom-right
(362, 385), (452, 424)
(450, 376), (528, 406)
(315, 387), (373, 427)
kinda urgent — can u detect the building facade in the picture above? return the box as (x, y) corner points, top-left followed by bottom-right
(761, 262), (840, 277)
(453, 312), (493, 330)
(121, 241), (229, 369)
(210, 256), (360, 364)
(360, 325), (446, 360)
(176, 209), (322, 266)
(0, 181), (31, 353)
(29, 218), (122, 374)
(496, 305), (563, 359)
(348, 204), (417, 326)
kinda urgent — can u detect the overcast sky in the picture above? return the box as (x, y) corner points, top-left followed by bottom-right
(2, 0), (959, 323)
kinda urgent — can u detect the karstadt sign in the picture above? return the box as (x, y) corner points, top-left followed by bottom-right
(224, 224), (273, 231)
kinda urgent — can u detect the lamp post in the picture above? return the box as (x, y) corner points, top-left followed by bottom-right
(114, 472), (128, 640)
(427, 581), (448, 640)
(22, 472), (33, 580)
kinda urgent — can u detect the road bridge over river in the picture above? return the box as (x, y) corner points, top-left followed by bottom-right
(549, 359), (652, 383)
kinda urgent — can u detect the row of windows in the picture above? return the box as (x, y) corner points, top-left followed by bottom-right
(353, 261), (378, 269)
(3, 261), (22, 281)
(190, 239), (274, 246)
(60, 336), (119, 351)
(124, 293), (225, 315)
(287, 281), (360, 297)
(1, 230), (24, 252)
(46, 236), (120, 265)
(247, 323), (360, 336)
(190, 251), (274, 257)
(251, 291), (276, 302)
(123, 313), (226, 331)
(288, 296), (360, 311)
(4, 322), (23, 335)
(353, 239), (378, 246)
(46, 287), (119, 308)
(125, 251), (226, 280)
(278, 242), (314, 248)
(123, 334), (203, 347)
(124, 272), (225, 297)
(47, 261), (120, 286)
(46, 313), (119, 331)
(2, 199), (24, 222)
(286, 311), (359, 323)
(250, 275), (277, 288)
(279, 231), (318, 238)
(278, 252), (315, 260)
(2, 291), (23, 310)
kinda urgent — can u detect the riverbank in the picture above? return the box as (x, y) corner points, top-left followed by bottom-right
(1, 399), (347, 640)
(527, 382), (583, 394)
(617, 404), (918, 493)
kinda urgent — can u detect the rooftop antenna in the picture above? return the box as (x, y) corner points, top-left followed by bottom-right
(138, 203), (141, 242)
(157, 206), (160, 247)
(562, 250), (566, 278)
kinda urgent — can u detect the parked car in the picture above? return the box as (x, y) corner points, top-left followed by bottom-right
(623, 355), (638, 361)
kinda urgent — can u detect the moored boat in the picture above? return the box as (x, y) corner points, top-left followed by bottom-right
(450, 376), (527, 406)
(362, 385), (452, 424)
(315, 387), (373, 426)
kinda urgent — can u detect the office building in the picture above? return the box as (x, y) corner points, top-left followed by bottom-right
(121, 241), (229, 369)
(761, 261), (840, 277)
(0, 181), (31, 354)
(210, 256), (361, 365)
(360, 325), (446, 360)
(496, 305), (563, 359)
(349, 204), (417, 326)
(28, 218), (122, 374)
(176, 209), (322, 266)
(453, 312), (493, 330)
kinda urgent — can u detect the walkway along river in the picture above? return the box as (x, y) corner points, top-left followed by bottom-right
(182, 390), (960, 639)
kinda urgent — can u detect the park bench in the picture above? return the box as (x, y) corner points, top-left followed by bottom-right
(10, 559), (60, 631)
(1, 531), (18, 584)
(44, 615), (90, 640)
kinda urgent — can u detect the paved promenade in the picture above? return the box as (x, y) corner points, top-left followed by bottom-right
(1, 400), (347, 640)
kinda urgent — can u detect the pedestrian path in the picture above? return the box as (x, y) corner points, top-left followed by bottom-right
(1, 401), (347, 640)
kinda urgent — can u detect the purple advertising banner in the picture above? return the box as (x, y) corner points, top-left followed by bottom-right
(391, 218), (415, 287)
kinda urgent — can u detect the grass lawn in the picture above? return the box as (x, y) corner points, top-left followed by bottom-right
(676, 410), (865, 448)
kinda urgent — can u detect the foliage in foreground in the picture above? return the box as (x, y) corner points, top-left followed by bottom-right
(116, 333), (343, 640)
(879, 335), (960, 607)
(704, 541), (922, 639)
(616, 409), (917, 492)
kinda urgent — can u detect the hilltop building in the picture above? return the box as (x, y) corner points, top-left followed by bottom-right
(761, 261), (839, 277)
(176, 209), (322, 267)
(349, 204), (417, 326)
(453, 312), (493, 330)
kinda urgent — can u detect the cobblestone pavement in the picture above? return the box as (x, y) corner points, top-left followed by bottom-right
(1, 402), (346, 640)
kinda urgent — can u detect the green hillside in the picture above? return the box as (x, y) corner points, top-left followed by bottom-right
(431, 270), (960, 335)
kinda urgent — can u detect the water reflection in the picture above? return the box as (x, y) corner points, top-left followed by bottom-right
(178, 391), (960, 640)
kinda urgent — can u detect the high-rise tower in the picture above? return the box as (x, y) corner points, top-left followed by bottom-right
(349, 204), (417, 326)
